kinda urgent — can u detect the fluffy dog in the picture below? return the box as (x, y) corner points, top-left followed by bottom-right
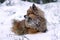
(12, 4), (47, 35)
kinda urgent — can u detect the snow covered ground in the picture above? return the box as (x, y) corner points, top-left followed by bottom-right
(0, 0), (60, 40)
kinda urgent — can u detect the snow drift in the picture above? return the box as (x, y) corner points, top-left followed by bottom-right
(0, 0), (60, 40)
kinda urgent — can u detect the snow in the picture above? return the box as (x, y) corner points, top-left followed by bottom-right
(0, 0), (60, 40)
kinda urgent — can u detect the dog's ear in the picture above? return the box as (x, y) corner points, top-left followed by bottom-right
(32, 4), (37, 10)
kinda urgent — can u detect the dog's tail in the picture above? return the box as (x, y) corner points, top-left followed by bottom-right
(11, 19), (21, 34)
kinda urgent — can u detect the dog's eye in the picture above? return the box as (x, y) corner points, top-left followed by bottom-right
(27, 17), (32, 22)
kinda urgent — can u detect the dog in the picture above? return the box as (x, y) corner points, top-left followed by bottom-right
(12, 4), (47, 35)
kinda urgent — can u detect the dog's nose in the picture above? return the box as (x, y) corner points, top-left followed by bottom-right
(24, 15), (32, 20)
(24, 15), (29, 19)
(24, 15), (26, 18)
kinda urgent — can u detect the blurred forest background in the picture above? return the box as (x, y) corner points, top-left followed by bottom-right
(0, 0), (59, 4)
(22, 0), (57, 4)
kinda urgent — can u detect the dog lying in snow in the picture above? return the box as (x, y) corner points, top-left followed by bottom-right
(12, 4), (47, 35)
